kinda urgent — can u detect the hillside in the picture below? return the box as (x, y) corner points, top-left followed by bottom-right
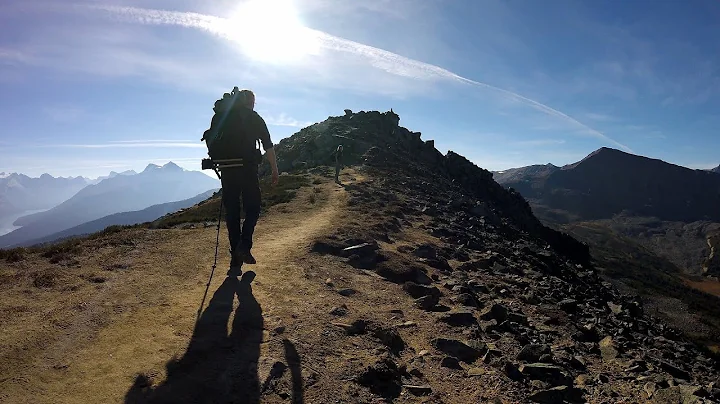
(1, 110), (719, 403)
(492, 148), (720, 358)
(19, 190), (217, 248)
(0, 162), (219, 248)
(493, 149), (720, 277)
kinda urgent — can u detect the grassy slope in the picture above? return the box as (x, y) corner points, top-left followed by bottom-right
(0, 173), (312, 262)
(150, 174), (310, 229)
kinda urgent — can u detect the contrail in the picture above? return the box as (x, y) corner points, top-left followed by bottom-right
(90, 5), (632, 152)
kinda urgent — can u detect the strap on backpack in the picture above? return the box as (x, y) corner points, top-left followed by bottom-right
(200, 90), (239, 144)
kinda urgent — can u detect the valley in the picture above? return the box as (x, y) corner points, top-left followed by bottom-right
(493, 148), (720, 353)
(0, 208), (49, 237)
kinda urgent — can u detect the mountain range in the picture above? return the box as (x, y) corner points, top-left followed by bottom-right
(493, 147), (720, 223)
(88, 169), (137, 184)
(20, 189), (217, 247)
(0, 172), (90, 217)
(492, 148), (720, 280)
(0, 162), (219, 247)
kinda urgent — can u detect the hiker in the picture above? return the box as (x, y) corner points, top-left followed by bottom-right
(333, 144), (343, 183)
(211, 89), (279, 273)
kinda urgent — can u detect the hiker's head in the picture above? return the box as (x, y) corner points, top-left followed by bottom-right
(236, 89), (255, 110)
(338, 144), (343, 151)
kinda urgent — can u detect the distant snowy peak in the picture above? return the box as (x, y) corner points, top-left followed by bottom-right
(111, 170), (137, 177)
(0, 172), (9, 179)
(142, 162), (184, 174)
(162, 161), (184, 171)
(93, 170), (137, 182)
(143, 164), (162, 173)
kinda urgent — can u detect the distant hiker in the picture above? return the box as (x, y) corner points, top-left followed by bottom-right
(333, 144), (343, 183)
(205, 88), (279, 273)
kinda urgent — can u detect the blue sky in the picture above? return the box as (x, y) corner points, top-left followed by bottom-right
(1, 0), (718, 179)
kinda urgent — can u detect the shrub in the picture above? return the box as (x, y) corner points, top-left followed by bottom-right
(1, 247), (26, 263)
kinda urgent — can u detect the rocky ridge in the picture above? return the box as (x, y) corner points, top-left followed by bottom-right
(288, 110), (720, 402)
(263, 109), (589, 266)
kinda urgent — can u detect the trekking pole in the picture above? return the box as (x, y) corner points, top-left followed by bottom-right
(196, 180), (223, 322)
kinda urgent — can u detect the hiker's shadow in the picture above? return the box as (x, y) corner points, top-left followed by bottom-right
(125, 271), (263, 404)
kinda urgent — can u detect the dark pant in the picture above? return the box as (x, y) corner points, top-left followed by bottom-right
(220, 168), (261, 254)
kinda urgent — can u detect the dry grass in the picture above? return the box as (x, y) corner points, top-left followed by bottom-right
(0, 170), (352, 403)
(152, 174), (310, 229)
(684, 278), (720, 298)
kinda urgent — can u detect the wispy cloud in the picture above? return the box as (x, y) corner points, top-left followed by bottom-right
(42, 106), (86, 123)
(583, 112), (615, 122)
(263, 113), (313, 128)
(510, 139), (566, 147)
(642, 132), (666, 140)
(88, 4), (632, 153)
(0, 48), (31, 65)
(108, 139), (196, 143)
(49, 142), (204, 149)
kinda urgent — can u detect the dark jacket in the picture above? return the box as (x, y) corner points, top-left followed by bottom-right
(333, 148), (343, 164)
(207, 105), (274, 163)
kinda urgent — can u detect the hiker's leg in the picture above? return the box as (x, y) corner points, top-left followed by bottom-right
(240, 171), (261, 252)
(221, 172), (242, 255)
(335, 163), (340, 182)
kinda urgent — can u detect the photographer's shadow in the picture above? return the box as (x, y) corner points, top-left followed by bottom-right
(125, 271), (263, 404)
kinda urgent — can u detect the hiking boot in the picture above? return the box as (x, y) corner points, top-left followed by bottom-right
(227, 255), (242, 277)
(239, 249), (256, 265)
(227, 265), (242, 277)
(233, 242), (256, 265)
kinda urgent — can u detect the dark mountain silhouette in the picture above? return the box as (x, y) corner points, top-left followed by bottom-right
(494, 147), (720, 223)
(0, 162), (219, 247)
(0, 173), (90, 218)
(491, 163), (560, 195)
(711, 165), (720, 174)
(19, 189), (216, 247)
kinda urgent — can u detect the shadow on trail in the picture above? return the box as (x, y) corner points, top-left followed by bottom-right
(125, 271), (263, 404)
(283, 339), (304, 404)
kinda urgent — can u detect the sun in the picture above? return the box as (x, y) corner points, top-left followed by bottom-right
(223, 0), (320, 63)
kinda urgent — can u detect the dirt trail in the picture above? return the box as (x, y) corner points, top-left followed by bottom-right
(1, 173), (355, 404)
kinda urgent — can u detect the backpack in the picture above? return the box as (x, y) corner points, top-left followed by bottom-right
(201, 90), (262, 164)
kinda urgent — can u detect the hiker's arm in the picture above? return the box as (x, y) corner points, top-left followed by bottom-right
(266, 147), (279, 185)
(254, 113), (279, 185)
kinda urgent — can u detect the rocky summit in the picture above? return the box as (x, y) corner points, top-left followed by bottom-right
(1, 109), (719, 403)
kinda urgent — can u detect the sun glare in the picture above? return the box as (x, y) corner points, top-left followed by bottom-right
(224, 0), (320, 63)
